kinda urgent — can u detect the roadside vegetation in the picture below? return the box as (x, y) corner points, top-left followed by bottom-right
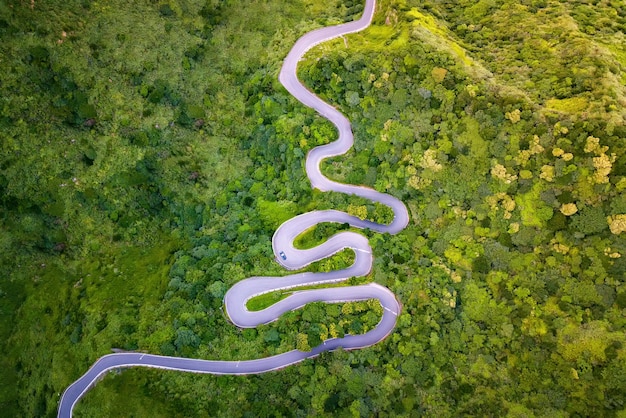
(1, 0), (625, 416)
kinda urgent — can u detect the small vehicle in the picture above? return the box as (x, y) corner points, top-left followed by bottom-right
(279, 251), (287, 260)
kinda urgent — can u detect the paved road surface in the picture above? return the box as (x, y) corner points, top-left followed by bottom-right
(58, 1), (408, 416)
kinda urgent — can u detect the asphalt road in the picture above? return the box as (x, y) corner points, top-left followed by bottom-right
(58, 1), (408, 416)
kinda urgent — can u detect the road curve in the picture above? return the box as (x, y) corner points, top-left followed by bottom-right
(58, 1), (408, 416)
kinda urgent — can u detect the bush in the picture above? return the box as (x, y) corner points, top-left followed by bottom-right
(570, 206), (607, 235)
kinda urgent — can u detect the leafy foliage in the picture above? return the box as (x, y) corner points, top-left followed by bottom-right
(1, 0), (625, 416)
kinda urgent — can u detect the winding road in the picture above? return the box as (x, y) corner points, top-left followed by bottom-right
(58, 1), (409, 416)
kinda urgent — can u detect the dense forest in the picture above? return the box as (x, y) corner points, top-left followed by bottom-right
(1, 0), (625, 416)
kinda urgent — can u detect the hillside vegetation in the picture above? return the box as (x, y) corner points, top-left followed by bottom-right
(1, 0), (625, 416)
